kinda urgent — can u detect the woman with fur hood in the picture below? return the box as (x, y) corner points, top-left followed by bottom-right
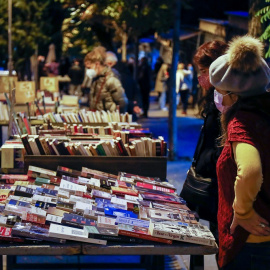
(209, 36), (270, 269)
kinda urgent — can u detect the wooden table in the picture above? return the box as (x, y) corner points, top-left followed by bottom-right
(0, 242), (218, 270)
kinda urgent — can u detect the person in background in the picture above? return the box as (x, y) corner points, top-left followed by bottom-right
(154, 62), (169, 110)
(176, 62), (193, 114)
(59, 57), (71, 77)
(68, 59), (84, 96)
(180, 40), (228, 242)
(38, 56), (47, 78)
(127, 56), (135, 75)
(153, 56), (164, 82)
(59, 56), (71, 94)
(84, 46), (128, 112)
(37, 55), (46, 89)
(209, 36), (270, 270)
(46, 59), (59, 77)
(105, 51), (142, 118)
(138, 57), (151, 118)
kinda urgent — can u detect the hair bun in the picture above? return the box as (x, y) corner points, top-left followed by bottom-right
(227, 35), (264, 73)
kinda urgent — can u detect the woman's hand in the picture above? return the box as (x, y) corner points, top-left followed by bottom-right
(230, 211), (270, 236)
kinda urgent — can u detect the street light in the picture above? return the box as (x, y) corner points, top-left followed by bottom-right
(8, 0), (13, 76)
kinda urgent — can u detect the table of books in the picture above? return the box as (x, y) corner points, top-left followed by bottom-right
(0, 165), (218, 270)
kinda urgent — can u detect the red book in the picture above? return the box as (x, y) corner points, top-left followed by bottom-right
(50, 176), (61, 186)
(1, 175), (28, 180)
(23, 213), (46, 225)
(118, 229), (172, 244)
(136, 182), (175, 194)
(23, 117), (31, 135)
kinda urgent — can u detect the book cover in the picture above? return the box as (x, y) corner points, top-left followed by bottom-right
(48, 223), (107, 245)
(57, 166), (81, 178)
(12, 223), (65, 244)
(149, 222), (215, 246)
(118, 224), (172, 244)
(136, 182), (176, 194)
(140, 192), (184, 205)
(62, 213), (96, 228)
(111, 187), (138, 197)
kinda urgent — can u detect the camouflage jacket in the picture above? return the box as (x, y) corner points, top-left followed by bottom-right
(89, 67), (128, 112)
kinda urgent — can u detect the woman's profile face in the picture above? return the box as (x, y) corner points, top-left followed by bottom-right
(197, 64), (209, 76)
(197, 64), (212, 93)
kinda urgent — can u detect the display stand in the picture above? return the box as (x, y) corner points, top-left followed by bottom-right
(1, 242), (218, 270)
(24, 155), (167, 180)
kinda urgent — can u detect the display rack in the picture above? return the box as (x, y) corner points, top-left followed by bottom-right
(24, 155), (167, 180)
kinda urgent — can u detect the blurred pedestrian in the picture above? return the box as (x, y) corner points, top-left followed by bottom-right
(68, 59), (84, 96)
(153, 56), (164, 82)
(59, 56), (71, 94)
(127, 57), (135, 75)
(59, 56), (71, 77)
(154, 62), (169, 110)
(84, 47), (128, 112)
(209, 36), (270, 270)
(45, 59), (59, 77)
(106, 52), (142, 118)
(138, 57), (151, 118)
(38, 55), (46, 78)
(176, 62), (193, 114)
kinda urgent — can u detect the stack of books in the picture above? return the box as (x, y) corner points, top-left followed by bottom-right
(43, 110), (133, 124)
(20, 134), (167, 157)
(10, 112), (141, 137)
(0, 165), (215, 246)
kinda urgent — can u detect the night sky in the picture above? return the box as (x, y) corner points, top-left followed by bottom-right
(182, 0), (250, 26)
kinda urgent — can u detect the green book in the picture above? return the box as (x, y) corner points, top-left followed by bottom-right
(35, 177), (51, 186)
(96, 143), (106, 156)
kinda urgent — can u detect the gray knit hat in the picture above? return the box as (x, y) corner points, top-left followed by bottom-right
(209, 36), (270, 97)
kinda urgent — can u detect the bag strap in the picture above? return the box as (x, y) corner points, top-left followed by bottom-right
(192, 125), (205, 167)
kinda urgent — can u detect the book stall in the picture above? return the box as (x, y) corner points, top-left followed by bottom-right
(0, 79), (217, 270)
(0, 165), (217, 270)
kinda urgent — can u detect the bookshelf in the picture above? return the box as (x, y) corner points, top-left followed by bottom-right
(24, 155), (167, 180)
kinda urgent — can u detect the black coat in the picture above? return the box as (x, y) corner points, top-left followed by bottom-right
(195, 104), (222, 179)
(113, 62), (142, 114)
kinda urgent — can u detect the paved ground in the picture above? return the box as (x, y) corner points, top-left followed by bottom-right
(138, 95), (218, 270)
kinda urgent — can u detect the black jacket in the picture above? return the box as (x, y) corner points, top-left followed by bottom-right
(195, 104), (222, 179)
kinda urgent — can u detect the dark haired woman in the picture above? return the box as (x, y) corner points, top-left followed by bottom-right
(209, 36), (270, 270)
(181, 40), (228, 241)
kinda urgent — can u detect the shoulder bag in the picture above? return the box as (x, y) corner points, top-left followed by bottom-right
(180, 126), (218, 222)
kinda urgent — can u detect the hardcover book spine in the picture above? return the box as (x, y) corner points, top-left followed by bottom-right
(21, 135), (33, 155)
(34, 136), (46, 155)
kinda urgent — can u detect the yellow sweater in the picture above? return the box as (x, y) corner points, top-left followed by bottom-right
(232, 142), (270, 243)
